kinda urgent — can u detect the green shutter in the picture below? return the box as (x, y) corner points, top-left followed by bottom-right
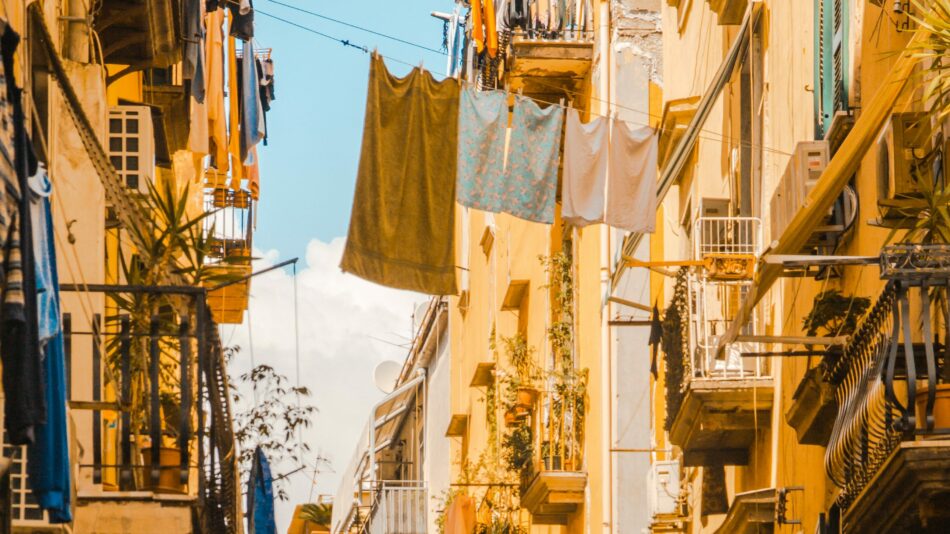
(815, 0), (849, 139)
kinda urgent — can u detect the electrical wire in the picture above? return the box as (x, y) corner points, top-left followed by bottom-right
(262, 0), (447, 55)
(254, 5), (795, 157)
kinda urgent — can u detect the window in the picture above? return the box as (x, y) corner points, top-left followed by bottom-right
(815, 0), (849, 139)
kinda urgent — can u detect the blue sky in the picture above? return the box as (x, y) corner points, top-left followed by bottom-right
(229, 1), (455, 526)
(254, 0), (455, 256)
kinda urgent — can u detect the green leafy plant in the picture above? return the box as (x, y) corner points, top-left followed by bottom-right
(229, 349), (321, 501)
(501, 424), (532, 473)
(803, 290), (872, 337)
(298, 502), (333, 527)
(104, 180), (242, 450)
(910, 1), (950, 121)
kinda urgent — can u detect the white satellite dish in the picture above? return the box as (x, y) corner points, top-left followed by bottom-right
(373, 360), (402, 394)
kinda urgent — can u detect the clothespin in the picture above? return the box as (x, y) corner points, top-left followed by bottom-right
(559, 97), (565, 109)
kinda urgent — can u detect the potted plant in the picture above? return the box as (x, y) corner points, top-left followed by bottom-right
(105, 180), (244, 491)
(503, 334), (539, 413)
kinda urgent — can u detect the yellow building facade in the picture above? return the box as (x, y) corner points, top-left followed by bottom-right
(0, 0), (252, 532)
(335, 1), (950, 533)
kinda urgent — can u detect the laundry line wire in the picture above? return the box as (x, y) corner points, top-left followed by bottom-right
(261, 0), (448, 56)
(255, 5), (794, 158)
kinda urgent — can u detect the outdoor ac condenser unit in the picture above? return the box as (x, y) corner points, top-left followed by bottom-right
(648, 460), (681, 518)
(877, 112), (931, 202)
(107, 105), (155, 196)
(769, 141), (829, 240)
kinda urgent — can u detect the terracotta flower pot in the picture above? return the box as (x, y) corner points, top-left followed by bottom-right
(141, 447), (186, 494)
(915, 384), (950, 437)
(516, 387), (538, 410)
(504, 410), (518, 427)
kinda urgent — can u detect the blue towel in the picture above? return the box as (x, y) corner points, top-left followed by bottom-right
(502, 95), (564, 224)
(27, 197), (71, 523)
(456, 86), (508, 213)
(247, 446), (277, 534)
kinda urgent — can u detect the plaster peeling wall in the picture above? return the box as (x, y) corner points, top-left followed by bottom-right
(613, 1), (663, 83)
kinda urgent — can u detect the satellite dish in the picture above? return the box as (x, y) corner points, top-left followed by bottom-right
(374, 361), (402, 394)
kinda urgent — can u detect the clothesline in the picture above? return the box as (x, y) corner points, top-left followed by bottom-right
(256, 2), (795, 157)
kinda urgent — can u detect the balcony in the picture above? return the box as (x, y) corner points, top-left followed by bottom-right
(203, 189), (254, 324)
(519, 377), (587, 525)
(52, 283), (241, 533)
(664, 218), (773, 466)
(94, 0), (180, 67)
(363, 481), (426, 534)
(499, 1), (594, 103)
(823, 246), (950, 532)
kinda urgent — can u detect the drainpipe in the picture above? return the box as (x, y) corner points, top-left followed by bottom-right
(367, 368), (427, 487)
(598, 1), (612, 533)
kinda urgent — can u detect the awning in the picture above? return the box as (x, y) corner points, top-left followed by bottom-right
(715, 28), (928, 354)
(372, 383), (419, 452)
(609, 2), (763, 293)
(713, 488), (780, 534)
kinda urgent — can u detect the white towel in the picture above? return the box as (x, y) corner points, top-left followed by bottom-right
(607, 121), (658, 233)
(561, 109), (607, 227)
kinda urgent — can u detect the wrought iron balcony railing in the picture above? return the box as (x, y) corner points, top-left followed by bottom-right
(58, 283), (241, 534)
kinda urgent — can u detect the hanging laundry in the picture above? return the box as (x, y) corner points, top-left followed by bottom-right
(240, 39), (265, 165)
(28, 165), (56, 343)
(445, 5), (465, 77)
(256, 57), (270, 146)
(0, 21), (44, 447)
(341, 55), (460, 295)
(229, 0), (254, 40)
(456, 86), (507, 213)
(227, 32), (244, 191)
(444, 494), (476, 534)
(606, 121), (657, 232)
(183, 0), (206, 103)
(471, 0), (498, 57)
(561, 109), (607, 226)
(246, 447), (277, 534)
(245, 146), (260, 199)
(26, 168), (71, 523)
(259, 57), (275, 111)
(502, 95), (564, 224)
(206, 8), (229, 171)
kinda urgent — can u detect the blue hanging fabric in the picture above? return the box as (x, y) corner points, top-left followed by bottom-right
(26, 167), (71, 523)
(247, 446), (277, 534)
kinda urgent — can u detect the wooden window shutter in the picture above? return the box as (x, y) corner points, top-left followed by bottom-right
(815, 0), (849, 139)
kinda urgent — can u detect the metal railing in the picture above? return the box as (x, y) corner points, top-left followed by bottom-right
(58, 284), (240, 534)
(822, 283), (900, 510)
(363, 481), (427, 534)
(693, 217), (762, 260)
(688, 217), (767, 380)
(824, 251), (950, 510)
(505, 0), (594, 42)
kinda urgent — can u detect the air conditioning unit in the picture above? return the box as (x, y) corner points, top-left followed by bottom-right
(769, 141), (829, 240)
(880, 111), (932, 198)
(108, 106), (155, 196)
(648, 460), (681, 518)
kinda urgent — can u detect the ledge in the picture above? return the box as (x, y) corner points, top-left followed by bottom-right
(844, 440), (950, 533)
(713, 488), (777, 534)
(669, 378), (773, 466)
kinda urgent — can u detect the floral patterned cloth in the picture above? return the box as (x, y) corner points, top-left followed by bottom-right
(456, 86), (508, 212)
(502, 95), (564, 224)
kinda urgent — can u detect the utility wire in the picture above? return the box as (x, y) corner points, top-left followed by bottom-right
(256, 5), (794, 157)
(256, 9), (369, 52)
(262, 0), (447, 55)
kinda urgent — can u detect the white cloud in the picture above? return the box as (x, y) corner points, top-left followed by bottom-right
(222, 237), (423, 531)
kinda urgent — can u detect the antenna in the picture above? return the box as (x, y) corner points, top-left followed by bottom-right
(373, 360), (402, 394)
